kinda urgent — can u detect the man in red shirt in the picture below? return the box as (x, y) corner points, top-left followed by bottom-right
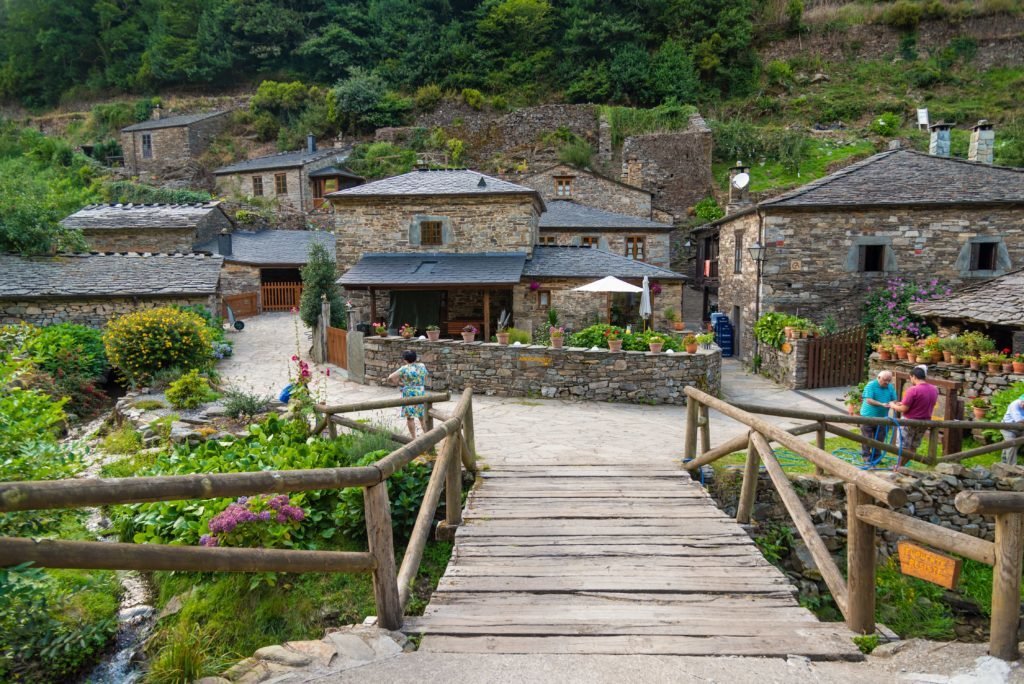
(891, 365), (939, 467)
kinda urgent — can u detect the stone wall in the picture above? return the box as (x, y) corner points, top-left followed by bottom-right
(0, 295), (219, 327)
(620, 114), (715, 221)
(513, 279), (684, 334)
(536, 232), (671, 270)
(121, 114), (228, 181)
(361, 336), (720, 404)
(870, 356), (1024, 401)
(518, 163), (653, 219)
(83, 228), (195, 254)
(759, 338), (809, 389)
(331, 195), (539, 272)
(715, 211), (760, 360)
(216, 154), (338, 214)
(220, 262), (262, 308)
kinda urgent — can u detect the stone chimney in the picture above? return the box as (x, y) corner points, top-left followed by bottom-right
(929, 122), (953, 158)
(727, 161), (751, 214)
(968, 120), (995, 164)
(217, 230), (232, 257)
(333, 135), (345, 149)
(150, 104), (162, 121)
(307, 133), (316, 154)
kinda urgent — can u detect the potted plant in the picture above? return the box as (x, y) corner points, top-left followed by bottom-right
(683, 334), (698, 354)
(877, 344), (893, 361)
(549, 326), (565, 349)
(1003, 351), (1015, 373)
(496, 323), (510, 345)
(399, 323), (415, 339)
(373, 322), (388, 337)
(604, 327), (624, 352)
(922, 336), (943, 363)
(968, 397), (989, 420)
(461, 325), (478, 342)
(696, 332), (714, 349)
(982, 353), (1004, 373)
(846, 384), (864, 416)
(1013, 354), (1024, 374)
(665, 307), (684, 331)
(966, 356), (980, 370)
(906, 345), (919, 363)
(648, 334), (665, 354)
(426, 324), (440, 341)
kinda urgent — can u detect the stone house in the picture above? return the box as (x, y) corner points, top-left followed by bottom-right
(0, 252), (222, 327)
(120, 109), (229, 179)
(196, 229), (336, 313)
(61, 202), (233, 253)
(518, 163), (671, 222)
(214, 137), (362, 214)
(537, 201), (673, 270)
(708, 133), (1024, 361)
(328, 169), (686, 337)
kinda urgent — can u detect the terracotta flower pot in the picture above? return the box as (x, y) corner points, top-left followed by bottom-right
(1013, 362), (1024, 374)
(426, 330), (440, 341)
(895, 347), (908, 360)
(942, 351), (953, 363)
(879, 350), (892, 361)
(496, 333), (510, 345)
(401, 332), (413, 340)
(970, 360), (981, 370)
(988, 363), (1001, 373)
(784, 327), (795, 339)
(685, 344), (698, 354)
(673, 321), (684, 331)
(973, 407), (988, 419)
(907, 353), (917, 363)
(847, 403), (858, 416)
(550, 337), (564, 349)
(929, 352), (942, 363)
(608, 339), (623, 352)
(949, 355), (959, 365)
(648, 342), (664, 353)
(462, 332), (476, 342)
(377, 331), (388, 338)
(1003, 363), (1014, 374)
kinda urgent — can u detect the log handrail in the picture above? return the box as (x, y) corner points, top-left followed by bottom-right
(955, 491), (1024, 516)
(726, 400), (1024, 432)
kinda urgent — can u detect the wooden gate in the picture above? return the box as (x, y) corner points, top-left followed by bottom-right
(222, 292), (259, 318)
(327, 326), (348, 370)
(805, 326), (867, 389)
(261, 282), (302, 311)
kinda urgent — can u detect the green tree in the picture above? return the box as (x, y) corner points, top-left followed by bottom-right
(300, 242), (346, 329)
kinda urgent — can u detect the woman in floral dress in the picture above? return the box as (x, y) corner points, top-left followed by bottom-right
(388, 350), (429, 438)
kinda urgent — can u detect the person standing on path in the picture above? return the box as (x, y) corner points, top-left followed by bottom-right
(859, 370), (897, 463)
(388, 349), (429, 439)
(890, 365), (939, 468)
(1000, 395), (1024, 466)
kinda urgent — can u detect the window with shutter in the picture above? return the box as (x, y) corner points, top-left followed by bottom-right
(538, 236), (557, 245)
(141, 133), (153, 159)
(625, 237), (645, 260)
(581, 236), (599, 248)
(251, 176), (263, 196)
(554, 177), (573, 197)
(274, 173), (288, 195)
(421, 221), (443, 246)
(733, 231), (744, 274)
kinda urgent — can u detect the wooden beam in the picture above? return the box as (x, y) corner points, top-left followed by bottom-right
(699, 404), (711, 456)
(750, 432), (849, 618)
(990, 512), (1024, 661)
(373, 416), (463, 479)
(681, 423), (820, 472)
(825, 423), (903, 460)
(844, 484), (876, 634)
(0, 537), (375, 573)
(943, 436), (1024, 464)
(683, 398), (698, 462)
(483, 289), (491, 342)
(446, 432), (463, 529)
(369, 287), (377, 327)
(736, 433), (759, 524)
(365, 482), (402, 630)
(317, 393), (450, 415)
(856, 504), (995, 565)
(955, 491), (1024, 516)
(727, 400), (1024, 432)
(330, 415), (410, 445)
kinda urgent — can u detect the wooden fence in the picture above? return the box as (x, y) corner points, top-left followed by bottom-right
(223, 292), (259, 319)
(682, 387), (1024, 660)
(261, 282), (303, 312)
(0, 390), (473, 631)
(327, 326), (348, 370)
(805, 326), (867, 389)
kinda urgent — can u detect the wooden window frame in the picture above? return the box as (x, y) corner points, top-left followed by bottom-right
(733, 231), (744, 274)
(251, 176), (264, 197)
(554, 176), (573, 198)
(538, 235), (557, 246)
(141, 133), (153, 159)
(420, 220), (443, 246)
(537, 290), (551, 308)
(581, 236), (600, 248)
(274, 173), (288, 195)
(625, 236), (646, 261)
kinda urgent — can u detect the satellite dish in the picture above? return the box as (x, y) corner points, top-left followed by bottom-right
(732, 172), (750, 189)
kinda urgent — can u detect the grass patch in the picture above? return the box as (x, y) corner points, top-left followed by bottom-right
(712, 138), (875, 194)
(100, 450), (158, 478)
(100, 425), (143, 455)
(600, 103), (698, 148)
(133, 399), (166, 411)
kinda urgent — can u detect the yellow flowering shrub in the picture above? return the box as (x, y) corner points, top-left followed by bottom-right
(103, 307), (212, 382)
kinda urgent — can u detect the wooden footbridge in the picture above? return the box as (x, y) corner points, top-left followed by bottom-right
(3, 387), (1024, 663)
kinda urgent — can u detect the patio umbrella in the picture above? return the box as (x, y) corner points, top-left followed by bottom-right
(639, 276), (652, 331)
(571, 276), (642, 293)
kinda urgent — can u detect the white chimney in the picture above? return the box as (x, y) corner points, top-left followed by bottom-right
(929, 122), (952, 158)
(727, 162), (751, 214)
(968, 120), (994, 164)
(150, 104), (162, 121)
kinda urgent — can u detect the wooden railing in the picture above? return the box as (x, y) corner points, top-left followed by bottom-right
(682, 386), (1024, 661)
(261, 282), (303, 312)
(0, 390), (474, 631)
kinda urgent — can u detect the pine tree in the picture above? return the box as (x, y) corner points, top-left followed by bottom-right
(299, 241), (346, 329)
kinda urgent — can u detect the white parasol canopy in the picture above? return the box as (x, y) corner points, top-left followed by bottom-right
(639, 276), (652, 322)
(572, 276), (643, 293)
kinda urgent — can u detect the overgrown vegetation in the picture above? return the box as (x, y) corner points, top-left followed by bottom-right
(299, 242), (347, 330)
(103, 307), (214, 384)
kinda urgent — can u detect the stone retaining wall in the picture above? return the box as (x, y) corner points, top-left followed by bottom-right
(360, 336), (720, 405)
(758, 339), (809, 389)
(0, 295), (218, 328)
(870, 356), (1024, 399)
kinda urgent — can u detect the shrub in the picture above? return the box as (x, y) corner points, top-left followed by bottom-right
(222, 388), (273, 423)
(101, 426), (143, 454)
(103, 307), (213, 383)
(558, 139), (593, 168)
(567, 324), (681, 352)
(861, 278), (948, 343)
(506, 328), (532, 344)
(336, 450), (430, 542)
(300, 241), (347, 329)
(869, 112), (902, 137)
(165, 369), (218, 410)
(200, 495), (305, 548)
(414, 84), (443, 110)
(881, 1), (923, 29)
(694, 197), (725, 223)
(28, 323), (107, 380)
(982, 382), (1024, 441)
(461, 88), (484, 110)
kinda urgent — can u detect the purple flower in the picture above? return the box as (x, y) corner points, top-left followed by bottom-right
(199, 534), (218, 547)
(259, 511), (271, 521)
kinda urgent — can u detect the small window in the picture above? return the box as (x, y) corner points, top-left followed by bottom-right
(554, 177), (573, 197)
(251, 176), (263, 197)
(733, 230), (744, 274)
(274, 173), (288, 195)
(421, 221), (443, 246)
(626, 236), (646, 261)
(538, 235), (557, 245)
(971, 242), (998, 271)
(581, 236), (600, 248)
(538, 290), (551, 308)
(859, 244), (886, 272)
(141, 133), (153, 159)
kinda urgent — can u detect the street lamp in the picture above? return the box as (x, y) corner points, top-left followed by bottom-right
(747, 241), (767, 361)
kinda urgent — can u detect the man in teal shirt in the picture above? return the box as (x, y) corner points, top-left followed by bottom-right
(860, 370), (896, 462)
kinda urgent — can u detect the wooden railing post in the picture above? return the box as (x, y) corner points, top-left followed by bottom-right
(736, 432), (759, 524)
(699, 404), (711, 456)
(845, 483), (876, 634)
(991, 512), (1024, 661)
(684, 397), (699, 461)
(445, 433), (463, 529)
(815, 422), (826, 477)
(364, 482), (402, 630)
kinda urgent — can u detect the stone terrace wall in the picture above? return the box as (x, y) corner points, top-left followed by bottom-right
(0, 295), (218, 327)
(361, 336), (720, 405)
(759, 338), (809, 389)
(869, 356), (1024, 400)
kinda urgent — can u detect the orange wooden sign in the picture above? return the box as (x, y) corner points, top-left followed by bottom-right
(897, 541), (962, 589)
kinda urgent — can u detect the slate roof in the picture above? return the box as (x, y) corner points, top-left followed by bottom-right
(338, 253), (527, 288)
(761, 149), (1024, 208)
(523, 246), (687, 281)
(121, 111), (227, 132)
(910, 268), (1024, 328)
(61, 203), (225, 231)
(308, 165), (363, 180)
(213, 147), (350, 174)
(540, 201), (672, 231)
(521, 162), (652, 197)
(0, 253), (223, 299)
(326, 169), (542, 204)
(196, 230), (335, 266)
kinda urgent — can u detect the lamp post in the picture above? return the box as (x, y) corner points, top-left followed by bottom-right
(747, 240), (767, 361)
